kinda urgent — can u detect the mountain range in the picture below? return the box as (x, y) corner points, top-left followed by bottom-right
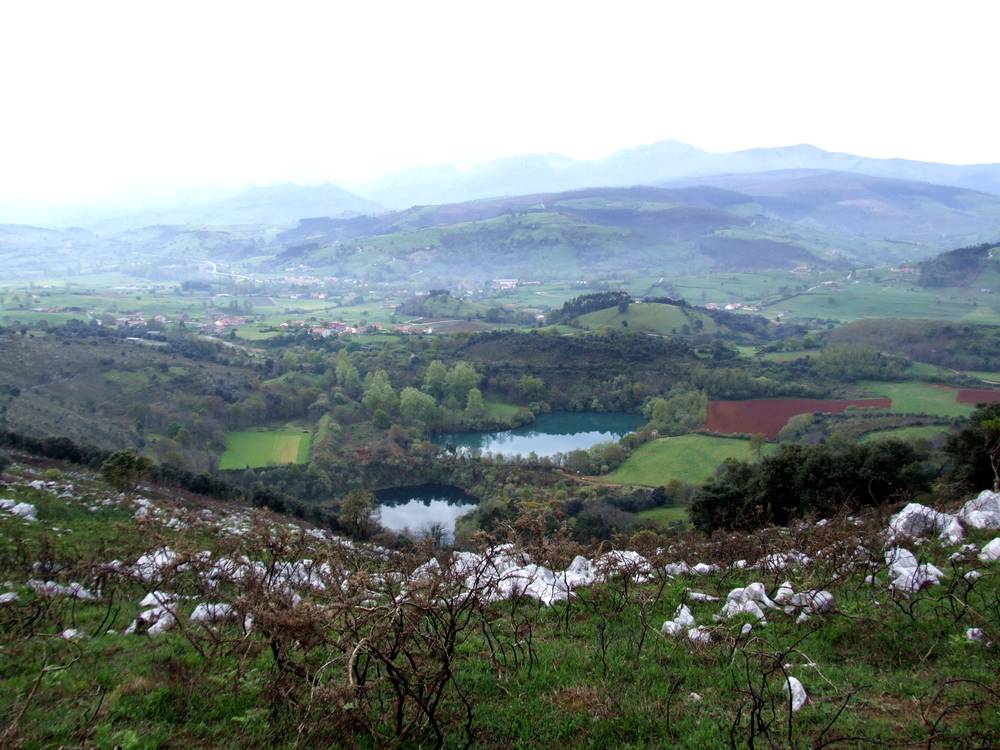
(358, 141), (1000, 209)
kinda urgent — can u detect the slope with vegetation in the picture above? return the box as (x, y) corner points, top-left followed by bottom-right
(0, 441), (998, 748)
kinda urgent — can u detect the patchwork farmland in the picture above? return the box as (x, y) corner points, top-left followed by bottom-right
(705, 397), (892, 439)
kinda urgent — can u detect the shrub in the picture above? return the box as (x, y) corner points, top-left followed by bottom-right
(691, 439), (931, 532)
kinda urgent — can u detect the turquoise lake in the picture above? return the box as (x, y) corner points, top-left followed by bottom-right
(433, 411), (644, 458)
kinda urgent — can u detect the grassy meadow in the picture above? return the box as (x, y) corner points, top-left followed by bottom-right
(857, 380), (973, 418)
(218, 428), (311, 469)
(606, 435), (774, 486)
(576, 302), (718, 335)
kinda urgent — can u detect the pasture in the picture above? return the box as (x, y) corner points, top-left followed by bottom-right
(605, 434), (774, 486)
(635, 505), (690, 526)
(218, 428), (311, 469)
(857, 381), (973, 418)
(763, 283), (1000, 325)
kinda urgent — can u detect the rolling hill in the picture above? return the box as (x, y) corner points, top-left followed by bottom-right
(271, 186), (848, 280)
(574, 301), (720, 335)
(663, 170), (1000, 247)
(918, 242), (1000, 288)
(271, 179), (1000, 281)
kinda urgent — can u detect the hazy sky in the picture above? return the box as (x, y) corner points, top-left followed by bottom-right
(2, 0), (999, 203)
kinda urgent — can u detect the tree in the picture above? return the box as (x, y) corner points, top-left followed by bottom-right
(646, 389), (707, 435)
(516, 374), (544, 402)
(749, 433), (767, 461)
(464, 388), (486, 421)
(400, 387), (439, 425)
(445, 362), (480, 402)
(422, 359), (448, 398)
(100, 450), (153, 492)
(362, 370), (398, 415)
(944, 403), (1000, 492)
(338, 489), (380, 539)
(690, 440), (929, 532)
(335, 350), (362, 394)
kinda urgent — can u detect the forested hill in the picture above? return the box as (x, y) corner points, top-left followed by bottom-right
(270, 179), (1000, 281)
(272, 186), (841, 280)
(918, 241), (999, 288)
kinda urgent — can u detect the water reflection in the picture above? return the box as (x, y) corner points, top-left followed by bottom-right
(375, 484), (477, 541)
(434, 411), (644, 458)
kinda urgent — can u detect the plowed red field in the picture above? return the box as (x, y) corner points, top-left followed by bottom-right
(957, 389), (1000, 405)
(706, 398), (892, 439)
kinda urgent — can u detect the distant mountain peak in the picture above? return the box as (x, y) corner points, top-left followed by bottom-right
(362, 140), (1000, 209)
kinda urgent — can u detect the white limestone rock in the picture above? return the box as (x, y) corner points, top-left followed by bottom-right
(784, 676), (807, 711)
(979, 538), (1000, 562)
(661, 604), (695, 636)
(959, 491), (1000, 530)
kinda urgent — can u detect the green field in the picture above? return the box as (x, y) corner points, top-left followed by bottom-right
(860, 425), (951, 443)
(605, 434), (774, 486)
(857, 380), (973, 418)
(484, 396), (522, 421)
(219, 428), (311, 469)
(635, 505), (690, 526)
(764, 283), (1000, 325)
(575, 302), (718, 335)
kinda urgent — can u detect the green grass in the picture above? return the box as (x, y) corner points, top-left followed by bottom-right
(575, 302), (717, 335)
(234, 325), (283, 341)
(605, 435), (774, 486)
(484, 396), (522, 421)
(759, 350), (813, 362)
(3, 463), (999, 748)
(635, 505), (690, 526)
(218, 428), (311, 469)
(102, 369), (153, 392)
(764, 283), (1000, 325)
(860, 425), (951, 443)
(857, 380), (973, 418)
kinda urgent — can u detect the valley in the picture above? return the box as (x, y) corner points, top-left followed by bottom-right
(4, 145), (1000, 750)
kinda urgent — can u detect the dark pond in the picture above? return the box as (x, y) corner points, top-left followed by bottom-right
(433, 411), (644, 458)
(375, 484), (477, 540)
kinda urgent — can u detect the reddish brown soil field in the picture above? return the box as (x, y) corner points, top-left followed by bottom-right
(957, 389), (1000, 405)
(705, 398), (892, 439)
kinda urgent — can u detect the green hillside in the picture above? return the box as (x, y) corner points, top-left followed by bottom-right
(2, 456), (997, 748)
(273, 187), (842, 280)
(575, 302), (719, 335)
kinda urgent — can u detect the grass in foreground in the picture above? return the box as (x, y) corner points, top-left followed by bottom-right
(605, 435), (774, 486)
(0, 466), (998, 748)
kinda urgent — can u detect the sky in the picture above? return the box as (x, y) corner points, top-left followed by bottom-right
(2, 0), (999, 204)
